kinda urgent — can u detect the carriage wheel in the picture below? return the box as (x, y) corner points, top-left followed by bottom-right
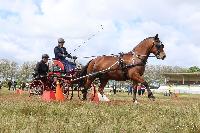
(29, 80), (44, 96)
(62, 81), (72, 100)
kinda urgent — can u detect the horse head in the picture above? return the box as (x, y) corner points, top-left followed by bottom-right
(149, 34), (166, 60)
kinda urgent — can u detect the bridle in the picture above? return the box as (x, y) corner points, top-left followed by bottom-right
(131, 39), (164, 64)
(154, 40), (164, 57)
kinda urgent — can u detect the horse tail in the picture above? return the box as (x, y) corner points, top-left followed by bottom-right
(78, 60), (92, 87)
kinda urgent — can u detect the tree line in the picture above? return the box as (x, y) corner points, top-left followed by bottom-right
(0, 58), (199, 86)
(0, 59), (36, 83)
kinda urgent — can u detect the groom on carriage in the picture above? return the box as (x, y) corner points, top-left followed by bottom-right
(54, 38), (77, 74)
(33, 54), (49, 79)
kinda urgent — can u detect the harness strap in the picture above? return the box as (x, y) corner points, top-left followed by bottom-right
(118, 53), (129, 80)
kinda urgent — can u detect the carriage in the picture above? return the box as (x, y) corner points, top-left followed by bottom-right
(29, 59), (82, 99)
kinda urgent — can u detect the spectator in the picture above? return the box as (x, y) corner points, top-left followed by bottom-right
(0, 81), (2, 89)
(7, 80), (12, 91)
(127, 85), (133, 95)
(141, 85), (146, 96)
(21, 82), (26, 90)
(168, 84), (173, 96)
(137, 83), (142, 96)
(112, 82), (117, 94)
(13, 81), (17, 91)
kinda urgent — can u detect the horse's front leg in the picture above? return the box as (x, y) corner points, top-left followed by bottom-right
(130, 75), (155, 101)
(132, 85), (138, 103)
(142, 81), (155, 100)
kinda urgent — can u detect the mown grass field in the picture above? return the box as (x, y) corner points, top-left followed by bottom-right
(0, 87), (200, 133)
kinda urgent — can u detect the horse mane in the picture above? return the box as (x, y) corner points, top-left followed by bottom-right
(132, 37), (154, 51)
(124, 37), (155, 55)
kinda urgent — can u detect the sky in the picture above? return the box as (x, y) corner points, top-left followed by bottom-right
(0, 0), (200, 67)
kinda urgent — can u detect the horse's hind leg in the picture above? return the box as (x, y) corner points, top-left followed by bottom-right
(82, 77), (95, 100)
(98, 78), (108, 95)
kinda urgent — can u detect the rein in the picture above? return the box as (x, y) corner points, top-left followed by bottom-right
(71, 61), (119, 82)
(78, 53), (155, 59)
(79, 54), (118, 59)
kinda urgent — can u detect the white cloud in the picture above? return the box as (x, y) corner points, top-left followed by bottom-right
(0, 0), (200, 67)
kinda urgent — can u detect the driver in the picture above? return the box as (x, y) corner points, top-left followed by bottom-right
(54, 38), (77, 73)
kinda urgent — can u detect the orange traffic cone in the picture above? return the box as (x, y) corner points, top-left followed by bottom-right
(42, 90), (56, 101)
(16, 89), (23, 94)
(16, 89), (20, 94)
(55, 81), (65, 101)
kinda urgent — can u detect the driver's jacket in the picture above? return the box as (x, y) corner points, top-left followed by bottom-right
(54, 46), (72, 60)
(34, 60), (49, 77)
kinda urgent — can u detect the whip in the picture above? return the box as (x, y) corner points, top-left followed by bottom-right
(73, 25), (104, 52)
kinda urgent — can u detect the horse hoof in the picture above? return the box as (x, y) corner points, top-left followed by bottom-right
(98, 91), (104, 96)
(149, 96), (155, 101)
(133, 100), (139, 104)
(81, 97), (87, 101)
(133, 99), (138, 104)
(148, 92), (154, 98)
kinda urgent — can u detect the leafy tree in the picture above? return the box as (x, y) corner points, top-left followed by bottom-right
(17, 61), (36, 82)
(187, 66), (200, 72)
(0, 59), (18, 80)
(0, 59), (36, 82)
(144, 65), (187, 84)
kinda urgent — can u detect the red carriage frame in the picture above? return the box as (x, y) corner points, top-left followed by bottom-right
(29, 59), (82, 99)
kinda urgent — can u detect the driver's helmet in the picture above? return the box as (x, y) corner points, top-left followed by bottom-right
(58, 38), (65, 43)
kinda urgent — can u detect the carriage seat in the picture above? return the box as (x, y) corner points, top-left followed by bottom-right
(50, 58), (78, 78)
(51, 59), (65, 72)
(52, 58), (77, 70)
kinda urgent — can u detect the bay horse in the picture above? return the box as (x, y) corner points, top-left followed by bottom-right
(79, 34), (166, 102)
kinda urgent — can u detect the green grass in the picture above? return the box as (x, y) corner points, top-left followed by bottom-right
(0, 87), (200, 133)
